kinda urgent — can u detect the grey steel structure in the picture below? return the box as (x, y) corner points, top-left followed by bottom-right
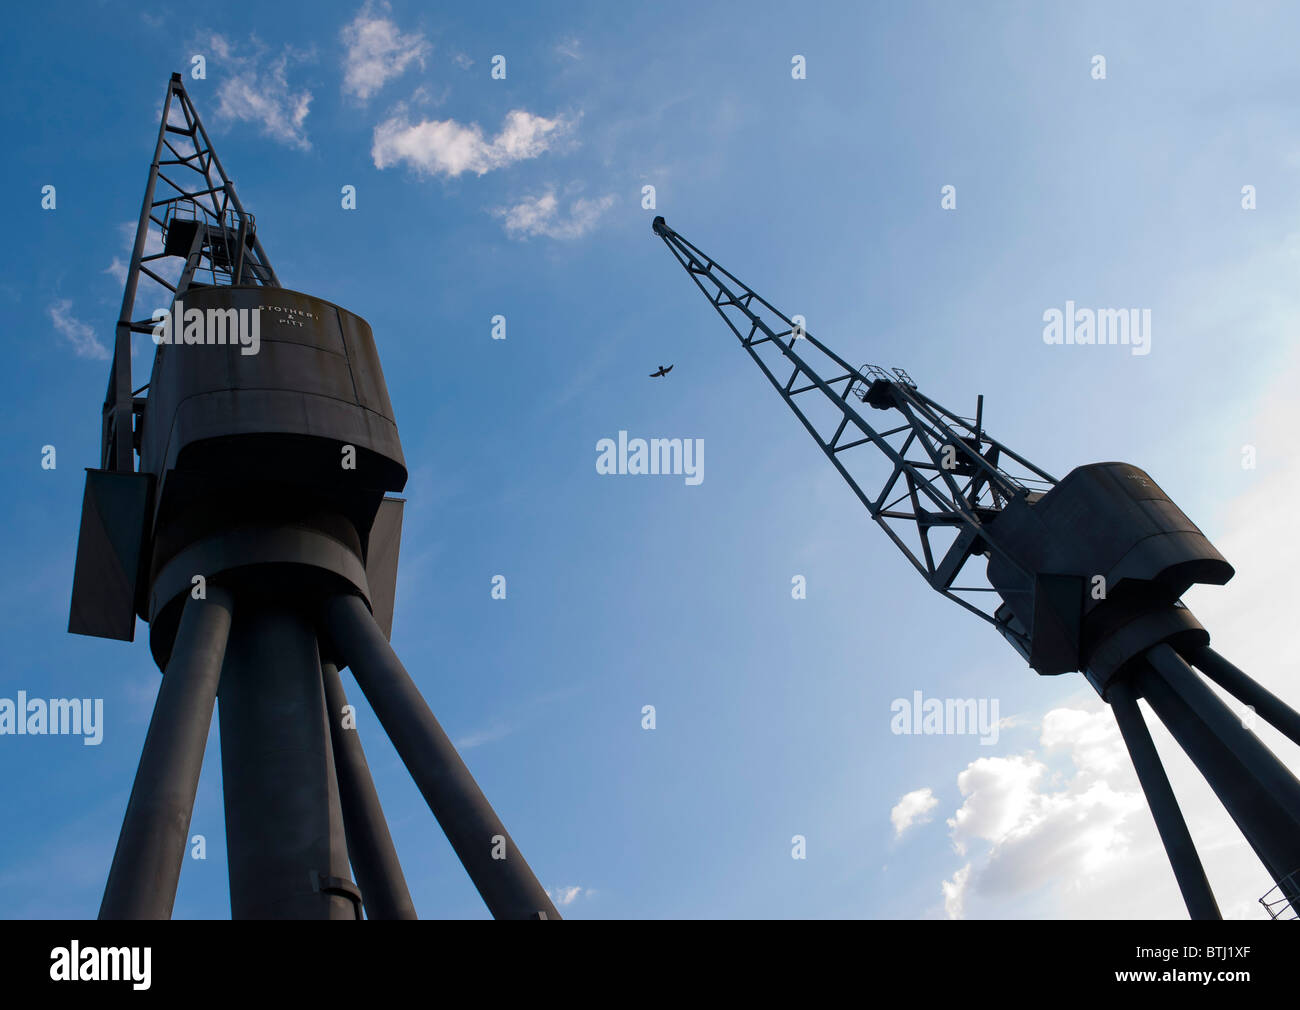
(653, 215), (1300, 920)
(69, 74), (558, 920)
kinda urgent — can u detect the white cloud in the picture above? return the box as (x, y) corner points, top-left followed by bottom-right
(1040, 707), (1130, 779)
(942, 863), (971, 919)
(548, 885), (587, 906)
(48, 301), (109, 360)
(118, 220), (162, 259)
(931, 695), (1287, 919)
(935, 719), (1148, 917)
(556, 36), (582, 61)
(890, 787), (939, 837)
(341, 1), (429, 101)
(494, 190), (615, 240)
(208, 34), (313, 150)
(407, 84), (446, 108)
(451, 53), (474, 71)
(371, 109), (570, 178)
(946, 736), (1145, 901)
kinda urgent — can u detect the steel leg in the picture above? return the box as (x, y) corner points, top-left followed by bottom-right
(322, 593), (558, 920)
(322, 659), (417, 920)
(100, 587), (234, 919)
(219, 602), (357, 919)
(1108, 677), (1220, 919)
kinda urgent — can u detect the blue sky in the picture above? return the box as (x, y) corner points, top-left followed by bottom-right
(3, 0), (1300, 919)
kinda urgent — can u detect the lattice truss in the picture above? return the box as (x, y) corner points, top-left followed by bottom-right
(103, 75), (279, 472)
(655, 219), (1057, 632)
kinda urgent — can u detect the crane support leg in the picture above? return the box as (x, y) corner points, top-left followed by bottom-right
(1187, 645), (1300, 749)
(100, 588), (234, 919)
(219, 601), (357, 919)
(322, 593), (559, 920)
(1137, 645), (1300, 909)
(322, 660), (417, 920)
(1108, 678), (1221, 919)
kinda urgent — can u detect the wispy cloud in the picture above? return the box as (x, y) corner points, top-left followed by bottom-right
(341, 1), (429, 101)
(452, 721), (514, 751)
(547, 885), (590, 907)
(890, 787), (939, 837)
(207, 33), (313, 150)
(555, 36), (582, 61)
(48, 300), (109, 360)
(372, 109), (571, 178)
(494, 190), (615, 240)
(105, 221), (172, 309)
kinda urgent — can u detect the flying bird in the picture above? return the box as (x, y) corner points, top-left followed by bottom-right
(650, 364), (673, 378)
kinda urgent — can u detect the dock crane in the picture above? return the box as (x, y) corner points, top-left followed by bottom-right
(652, 215), (1300, 919)
(69, 74), (558, 920)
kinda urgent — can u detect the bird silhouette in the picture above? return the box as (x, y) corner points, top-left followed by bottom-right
(650, 364), (673, 378)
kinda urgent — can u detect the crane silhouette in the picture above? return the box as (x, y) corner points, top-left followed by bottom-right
(652, 213), (1300, 920)
(71, 74), (559, 922)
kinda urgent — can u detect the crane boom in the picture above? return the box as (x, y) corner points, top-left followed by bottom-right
(104, 73), (279, 474)
(651, 216), (1060, 648)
